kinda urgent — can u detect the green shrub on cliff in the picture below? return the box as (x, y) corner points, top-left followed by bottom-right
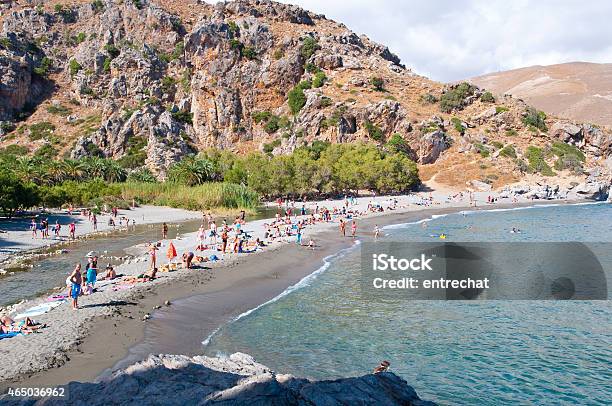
(525, 146), (554, 176)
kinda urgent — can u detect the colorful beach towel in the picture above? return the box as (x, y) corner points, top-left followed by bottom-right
(0, 332), (21, 340)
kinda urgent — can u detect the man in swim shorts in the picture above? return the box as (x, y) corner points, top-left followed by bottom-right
(70, 264), (82, 309)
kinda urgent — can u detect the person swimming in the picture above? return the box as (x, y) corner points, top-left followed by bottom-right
(373, 360), (390, 374)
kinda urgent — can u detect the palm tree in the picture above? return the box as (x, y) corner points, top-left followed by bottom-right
(168, 157), (214, 186)
(62, 159), (85, 181)
(42, 160), (68, 185)
(82, 157), (107, 180)
(104, 161), (127, 182)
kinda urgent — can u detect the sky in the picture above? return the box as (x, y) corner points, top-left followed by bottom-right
(276, 0), (612, 82)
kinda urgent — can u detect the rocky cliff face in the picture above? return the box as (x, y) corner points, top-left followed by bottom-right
(4, 352), (436, 405)
(0, 0), (611, 187)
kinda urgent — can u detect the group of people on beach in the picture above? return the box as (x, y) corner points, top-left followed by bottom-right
(30, 218), (76, 240)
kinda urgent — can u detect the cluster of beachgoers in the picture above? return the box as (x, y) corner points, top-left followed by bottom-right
(0, 189), (560, 384)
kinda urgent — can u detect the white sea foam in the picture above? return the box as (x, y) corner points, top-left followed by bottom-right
(202, 241), (361, 347)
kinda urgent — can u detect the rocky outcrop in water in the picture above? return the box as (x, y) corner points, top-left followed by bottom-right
(5, 352), (436, 405)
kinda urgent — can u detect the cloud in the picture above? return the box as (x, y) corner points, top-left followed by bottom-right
(276, 0), (612, 81)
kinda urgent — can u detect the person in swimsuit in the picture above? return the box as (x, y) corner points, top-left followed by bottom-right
(351, 220), (357, 238)
(69, 264), (82, 310)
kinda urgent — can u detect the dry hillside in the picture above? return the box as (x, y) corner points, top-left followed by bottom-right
(0, 0), (611, 192)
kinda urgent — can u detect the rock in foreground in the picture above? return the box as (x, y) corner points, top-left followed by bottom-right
(7, 353), (436, 405)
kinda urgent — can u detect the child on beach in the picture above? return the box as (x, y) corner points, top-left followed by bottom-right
(69, 222), (76, 239)
(162, 222), (169, 239)
(69, 264), (82, 310)
(351, 220), (357, 238)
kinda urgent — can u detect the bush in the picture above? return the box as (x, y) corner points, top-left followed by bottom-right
(386, 133), (411, 155)
(273, 49), (284, 60)
(473, 142), (490, 157)
(370, 76), (384, 91)
(264, 115), (280, 134)
(33, 57), (52, 77)
(525, 146), (554, 176)
(451, 117), (465, 133)
(242, 47), (257, 60)
(364, 121), (383, 142)
(127, 168), (157, 183)
(312, 71), (327, 88)
(171, 110), (193, 124)
(263, 139), (281, 154)
(252, 111), (272, 124)
(419, 93), (438, 104)
(300, 36), (319, 59)
(103, 57), (112, 72)
(91, 0), (105, 12)
(305, 63), (319, 73)
(161, 76), (177, 93)
(320, 96), (333, 108)
(46, 104), (71, 116)
(69, 59), (82, 76)
(439, 82), (476, 113)
(29, 122), (55, 140)
(481, 91), (495, 103)
(522, 107), (547, 131)
(499, 145), (517, 158)
(551, 142), (585, 173)
(104, 44), (120, 58)
(288, 84), (307, 115)
(490, 141), (504, 149)
(496, 106), (509, 114)
(505, 128), (518, 137)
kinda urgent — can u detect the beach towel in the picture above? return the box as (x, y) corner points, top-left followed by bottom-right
(46, 294), (68, 302)
(13, 301), (64, 319)
(0, 332), (20, 340)
(208, 254), (219, 262)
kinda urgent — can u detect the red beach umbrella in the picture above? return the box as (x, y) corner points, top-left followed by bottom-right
(166, 242), (177, 260)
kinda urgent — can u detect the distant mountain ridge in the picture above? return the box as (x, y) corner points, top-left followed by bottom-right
(470, 62), (612, 127)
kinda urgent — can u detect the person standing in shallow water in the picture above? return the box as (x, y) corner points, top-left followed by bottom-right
(162, 222), (169, 239)
(339, 219), (346, 237)
(351, 220), (357, 238)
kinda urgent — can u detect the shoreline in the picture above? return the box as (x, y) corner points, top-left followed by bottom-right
(0, 194), (592, 390)
(0, 205), (202, 268)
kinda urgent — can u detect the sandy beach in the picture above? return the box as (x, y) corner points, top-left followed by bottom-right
(0, 190), (584, 390)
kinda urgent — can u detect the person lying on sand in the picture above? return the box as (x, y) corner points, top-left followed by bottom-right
(1, 316), (46, 334)
(123, 267), (158, 284)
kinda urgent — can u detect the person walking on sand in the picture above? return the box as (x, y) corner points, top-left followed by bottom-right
(92, 214), (98, 231)
(69, 222), (76, 240)
(339, 219), (346, 237)
(54, 220), (61, 238)
(374, 224), (380, 239)
(351, 220), (357, 238)
(149, 244), (158, 269)
(69, 264), (82, 310)
(162, 222), (169, 239)
(30, 218), (37, 238)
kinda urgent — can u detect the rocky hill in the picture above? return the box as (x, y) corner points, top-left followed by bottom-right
(0, 0), (611, 193)
(471, 62), (612, 127)
(1, 352), (436, 405)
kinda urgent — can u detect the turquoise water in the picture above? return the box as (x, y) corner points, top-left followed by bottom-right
(204, 203), (612, 405)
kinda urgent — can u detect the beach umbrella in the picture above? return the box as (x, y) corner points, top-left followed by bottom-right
(166, 242), (177, 261)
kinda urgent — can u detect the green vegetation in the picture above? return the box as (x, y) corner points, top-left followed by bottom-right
(364, 121), (384, 142)
(171, 110), (193, 125)
(522, 107), (547, 131)
(490, 141), (504, 149)
(46, 104), (71, 116)
(320, 96), (333, 108)
(385, 133), (411, 155)
(74, 32), (87, 44)
(33, 57), (52, 77)
(473, 142), (490, 157)
(305, 63), (319, 73)
(131, 0), (143, 10)
(69, 59), (82, 76)
(451, 117), (465, 133)
(120, 182), (259, 212)
(29, 122), (56, 140)
(104, 44), (120, 59)
(370, 76), (384, 91)
(439, 82), (476, 113)
(161, 76), (177, 93)
(551, 142), (585, 173)
(499, 145), (517, 159)
(419, 93), (438, 104)
(103, 57), (112, 72)
(288, 84), (307, 115)
(252, 111), (272, 124)
(263, 139), (282, 155)
(481, 91), (495, 103)
(300, 36), (319, 59)
(505, 128), (518, 137)
(525, 146), (554, 176)
(273, 48), (284, 60)
(91, 0), (105, 12)
(495, 106), (509, 114)
(312, 71), (327, 88)
(242, 47), (257, 60)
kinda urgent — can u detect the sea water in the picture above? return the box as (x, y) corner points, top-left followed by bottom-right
(204, 203), (612, 405)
